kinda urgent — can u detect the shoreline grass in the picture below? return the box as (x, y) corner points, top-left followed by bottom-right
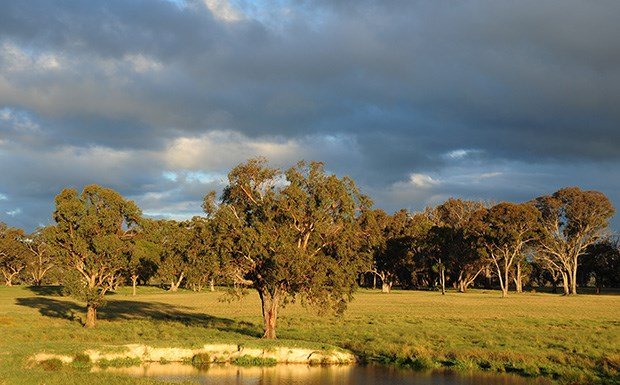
(0, 286), (618, 384)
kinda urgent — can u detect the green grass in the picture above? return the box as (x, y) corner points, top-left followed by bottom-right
(0, 285), (618, 384)
(231, 355), (277, 366)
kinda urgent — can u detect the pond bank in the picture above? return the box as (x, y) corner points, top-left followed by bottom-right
(32, 343), (356, 366)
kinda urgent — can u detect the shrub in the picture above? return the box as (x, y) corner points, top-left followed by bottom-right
(71, 353), (92, 369)
(191, 353), (211, 368)
(232, 355), (277, 367)
(97, 357), (141, 368)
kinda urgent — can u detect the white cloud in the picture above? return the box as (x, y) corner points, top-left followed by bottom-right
(203, 0), (242, 22)
(408, 173), (439, 188)
(164, 131), (302, 170)
(6, 208), (21, 216)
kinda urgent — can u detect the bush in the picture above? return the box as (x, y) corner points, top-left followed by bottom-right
(232, 355), (277, 367)
(191, 353), (211, 368)
(97, 357), (141, 368)
(71, 353), (92, 369)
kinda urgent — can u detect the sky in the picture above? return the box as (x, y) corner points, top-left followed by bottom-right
(0, 0), (619, 232)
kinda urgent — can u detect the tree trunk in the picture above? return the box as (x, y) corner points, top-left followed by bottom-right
(560, 271), (569, 295)
(131, 275), (138, 296)
(85, 304), (97, 328)
(570, 263), (578, 295)
(381, 281), (391, 293)
(440, 266), (446, 295)
(372, 273), (377, 290)
(209, 278), (215, 292)
(259, 289), (279, 339)
(169, 272), (184, 292)
(514, 263), (523, 293)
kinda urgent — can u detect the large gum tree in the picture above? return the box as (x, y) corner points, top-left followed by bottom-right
(533, 187), (615, 295)
(47, 185), (141, 327)
(206, 158), (370, 339)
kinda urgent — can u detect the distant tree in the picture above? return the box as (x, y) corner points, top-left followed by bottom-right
(23, 228), (55, 286)
(581, 237), (620, 292)
(427, 199), (487, 294)
(207, 158), (370, 338)
(46, 185), (141, 327)
(477, 203), (540, 297)
(0, 223), (28, 286)
(533, 187), (615, 295)
(357, 208), (389, 290)
(125, 218), (160, 295)
(155, 220), (192, 292)
(364, 209), (404, 293)
(185, 217), (220, 292)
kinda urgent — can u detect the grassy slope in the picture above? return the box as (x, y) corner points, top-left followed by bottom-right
(0, 286), (618, 385)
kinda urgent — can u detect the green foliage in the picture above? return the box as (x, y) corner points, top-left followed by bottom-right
(232, 355), (277, 366)
(210, 158), (372, 337)
(190, 353), (211, 368)
(97, 357), (142, 368)
(0, 222), (29, 286)
(46, 185), (142, 326)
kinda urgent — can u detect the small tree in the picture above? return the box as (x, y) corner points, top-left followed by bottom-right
(207, 158), (370, 339)
(478, 203), (540, 297)
(533, 187), (615, 295)
(47, 185), (141, 327)
(0, 223), (28, 286)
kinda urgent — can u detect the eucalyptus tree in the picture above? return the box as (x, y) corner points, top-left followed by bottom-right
(23, 228), (54, 286)
(533, 187), (615, 295)
(430, 199), (488, 293)
(156, 219), (192, 292)
(477, 203), (540, 297)
(185, 217), (220, 292)
(125, 218), (161, 295)
(47, 185), (141, 327)
(0, 223), (28, 286)
(582, 237), (620, 291)
(206, 158), (370, 339)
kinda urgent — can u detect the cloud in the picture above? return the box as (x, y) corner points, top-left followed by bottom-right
(0, 0), (618, 231)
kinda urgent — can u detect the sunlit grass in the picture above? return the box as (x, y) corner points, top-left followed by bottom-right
(0, 285), (618, 384)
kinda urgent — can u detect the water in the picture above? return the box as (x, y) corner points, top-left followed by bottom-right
(96, 363), (553, 385)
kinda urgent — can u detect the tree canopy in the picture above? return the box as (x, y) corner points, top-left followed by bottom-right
(46, 185), (141, 327)
(207, 158), (370, 338)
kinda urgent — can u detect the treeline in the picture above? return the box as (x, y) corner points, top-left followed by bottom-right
(0, 158), (617, 337)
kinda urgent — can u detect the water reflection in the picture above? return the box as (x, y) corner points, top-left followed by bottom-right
(97, 363), (553, 385)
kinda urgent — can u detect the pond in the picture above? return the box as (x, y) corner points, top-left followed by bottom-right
(96, 363), (554, 385)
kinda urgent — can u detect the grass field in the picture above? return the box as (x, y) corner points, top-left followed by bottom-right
(0, 286), (618, 385)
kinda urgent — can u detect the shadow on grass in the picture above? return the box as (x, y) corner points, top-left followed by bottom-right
(15, 296), (262, 338)
(26, 285), (65, 296)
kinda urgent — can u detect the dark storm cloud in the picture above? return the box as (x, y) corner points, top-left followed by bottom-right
(0, 0), (619, 230)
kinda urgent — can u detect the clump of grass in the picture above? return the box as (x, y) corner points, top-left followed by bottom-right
(71, 352), (92, 370)
(191, 353), (211, 368)
(232, 355), (277, 367)
(39, 358), (63, 371)
(97, 357), (141, 368)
